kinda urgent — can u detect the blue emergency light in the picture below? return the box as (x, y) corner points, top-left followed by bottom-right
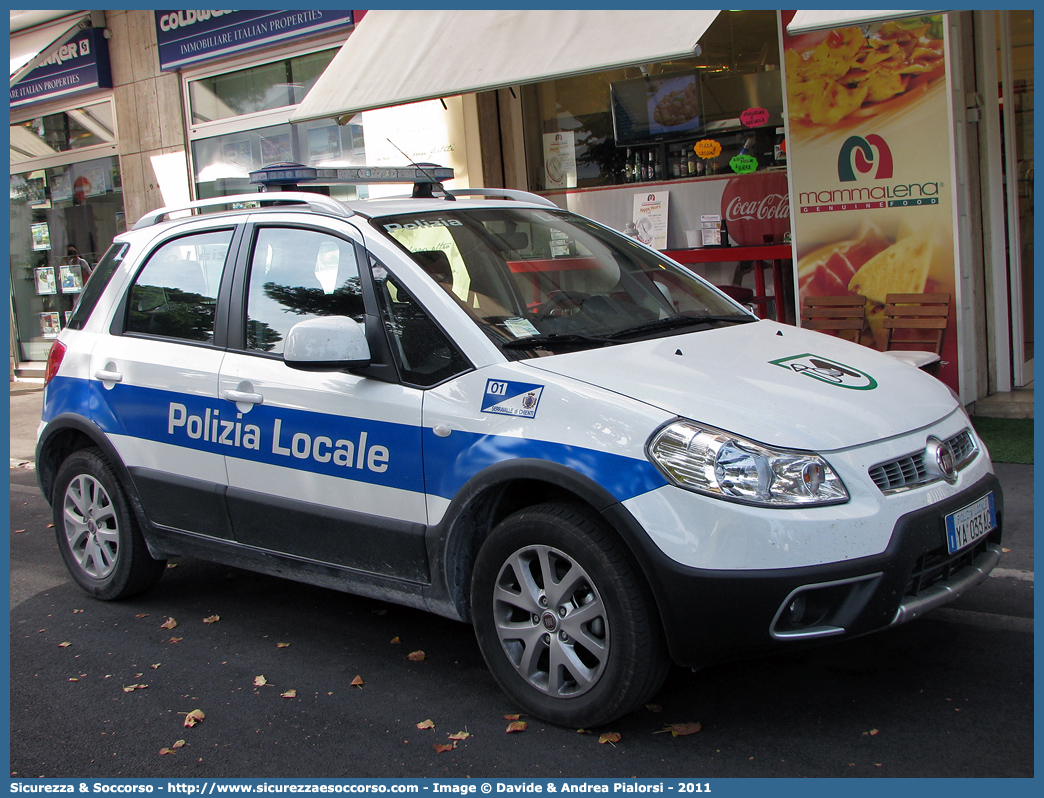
(249, 162), (455, 198)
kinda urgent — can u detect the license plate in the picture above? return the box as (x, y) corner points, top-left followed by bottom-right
(945, 493), (997, 554)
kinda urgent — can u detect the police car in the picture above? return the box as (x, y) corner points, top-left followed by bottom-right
(37, 165), (1002, 727)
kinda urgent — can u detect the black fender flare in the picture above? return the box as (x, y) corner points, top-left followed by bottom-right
(424, 457), (674, 626)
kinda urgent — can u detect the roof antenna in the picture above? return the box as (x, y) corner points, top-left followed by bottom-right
(386, 138), (455, 200)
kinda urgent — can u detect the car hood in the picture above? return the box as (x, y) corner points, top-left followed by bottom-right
(522, 320), (959, 451)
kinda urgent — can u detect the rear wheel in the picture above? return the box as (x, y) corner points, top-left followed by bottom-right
(471, 503), (667, 727)
(53, 448), (165, 600)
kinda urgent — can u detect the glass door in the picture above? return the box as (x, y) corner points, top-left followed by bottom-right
(1000, 10), (1034, 385)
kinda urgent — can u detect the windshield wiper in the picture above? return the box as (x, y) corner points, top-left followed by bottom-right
(500, 332), (614, 350)
(606, 314), (755, 340)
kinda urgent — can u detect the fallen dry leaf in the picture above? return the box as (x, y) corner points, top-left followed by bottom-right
(159, 748), (177, 756)
(448, 731), (471, 740)
(58, 642), (71, 648)
(72, 609), (84, 614)
(183, 709), (205, 728)
(47, 523), (54, 528)
(350, 675), (364, 687)
(280, 689), (297, 699)
(416, 719), (435, 730)
(135, 614), (149, 619)
(13, 529), (25, 534)
(168, 637), (182, 644)
(599, 732), (621, 745)
(390, 637), (401, 645)
(407, 651), (426, 662)
(576, 729), (592, 734)
(276, 643), (290, 649)
(160, 617), (177, 630)
(203, 615), (220, 624)
(662, 722), (702, 737)
(150, 663), (161, 669)
(503, 714), (520, 721)
(433, 743), (456, 753)
(253, 675), (268, 687)
(506, 721), (527, 733)
(122, 684), (148, 693)
(172, 740), (185, 749)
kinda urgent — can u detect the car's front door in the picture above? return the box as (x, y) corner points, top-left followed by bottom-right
(217, 218), (430, 580)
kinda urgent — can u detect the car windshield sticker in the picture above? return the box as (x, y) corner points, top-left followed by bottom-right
(770, 353), (878, 390)
(482, 379), (545, 418)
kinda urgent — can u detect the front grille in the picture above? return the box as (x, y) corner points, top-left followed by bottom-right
(869, 428), (978, 493)
(904, 534), (994, 597)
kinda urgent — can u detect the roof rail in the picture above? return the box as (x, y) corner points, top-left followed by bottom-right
(446, 188), (559, 208)
(132, 192), (351, 230)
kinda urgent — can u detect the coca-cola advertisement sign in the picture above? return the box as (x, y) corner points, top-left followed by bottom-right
(719, 173), (790, 246)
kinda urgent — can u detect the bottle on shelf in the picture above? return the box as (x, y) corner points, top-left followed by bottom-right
(774, 128), (787, 166)
(653, 149), (663, 180)
(720, 215), (731, 247)
(624, 149), (633, 182)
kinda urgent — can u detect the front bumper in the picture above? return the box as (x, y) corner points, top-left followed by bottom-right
(611, 473), (1003, 668)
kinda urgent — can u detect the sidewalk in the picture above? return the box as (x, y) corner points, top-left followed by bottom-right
(9, 378), (44, 466)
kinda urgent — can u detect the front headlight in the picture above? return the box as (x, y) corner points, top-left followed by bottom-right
(647, 420), (849, 507)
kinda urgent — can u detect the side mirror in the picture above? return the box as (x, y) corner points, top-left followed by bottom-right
(283, 316), (371, 371)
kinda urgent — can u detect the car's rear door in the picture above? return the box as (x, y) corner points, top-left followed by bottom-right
(89, 222), (241, 539)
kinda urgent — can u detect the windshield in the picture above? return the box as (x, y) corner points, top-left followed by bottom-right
(374, 207), (752, 355)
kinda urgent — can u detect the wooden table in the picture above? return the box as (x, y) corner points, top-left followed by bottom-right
(665, 243), (793, 324)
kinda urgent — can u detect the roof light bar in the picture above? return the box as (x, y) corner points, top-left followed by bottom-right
(249, 162), (454, 197)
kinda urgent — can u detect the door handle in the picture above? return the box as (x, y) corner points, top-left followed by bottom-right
(222, 389), (264, 405)
(94, 369), (123, 383)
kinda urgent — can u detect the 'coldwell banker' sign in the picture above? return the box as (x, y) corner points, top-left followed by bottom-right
(154, 10), (355, 71)
(10, 28), (112, 109)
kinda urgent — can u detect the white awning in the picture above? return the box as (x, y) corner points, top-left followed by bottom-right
(291, 9), (719, 124)
(10, 12), (90, 85)
(787, 10), (942, 35)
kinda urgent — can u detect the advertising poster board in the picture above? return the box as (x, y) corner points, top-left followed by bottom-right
(782, 14), (961, 391)
(543, 132), (578, 190)
(632, 191), (670, 250)
(34, 266), (57, 295)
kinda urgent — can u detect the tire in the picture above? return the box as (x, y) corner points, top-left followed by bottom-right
(52, 448), (166, 600)
(471, 503), (668, 727)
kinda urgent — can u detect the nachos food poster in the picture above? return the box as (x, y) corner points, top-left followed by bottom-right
(782, 13), (960, 391)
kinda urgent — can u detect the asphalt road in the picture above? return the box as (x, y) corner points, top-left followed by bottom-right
(8, 458), (1034, 779)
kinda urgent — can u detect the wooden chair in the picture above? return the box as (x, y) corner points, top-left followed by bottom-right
(716, 284), (774, 319)
(800, 295), (866, 342)
(882, 293), (949, 370)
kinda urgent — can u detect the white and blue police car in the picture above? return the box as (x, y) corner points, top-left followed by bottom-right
(37, 165), (1002, 727)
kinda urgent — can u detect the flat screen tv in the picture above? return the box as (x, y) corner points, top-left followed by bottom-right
(610, 70), (702, 146)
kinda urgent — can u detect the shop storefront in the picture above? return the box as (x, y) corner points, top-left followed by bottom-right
(292, 8), (1032, 405)
(10, 15), (121, 366)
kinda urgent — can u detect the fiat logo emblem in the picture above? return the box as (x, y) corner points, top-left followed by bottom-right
(926, 436), (957, 483)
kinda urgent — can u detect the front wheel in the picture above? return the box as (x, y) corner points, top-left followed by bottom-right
(52, 448), (166, 600)
(471, 504), (667, 727)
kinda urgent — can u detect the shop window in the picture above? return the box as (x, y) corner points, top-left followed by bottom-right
(188, 49), (337, 124)
(191, 120), (366, 200)
(520, 10), (783, 191)
(10, 154), (125, 361)
(125, 230), (234, 342)
(244, 228), (365, 354)
(10, 101), (116, 165)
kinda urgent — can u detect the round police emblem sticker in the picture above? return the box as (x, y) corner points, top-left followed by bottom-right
(770, 353), (878, 390)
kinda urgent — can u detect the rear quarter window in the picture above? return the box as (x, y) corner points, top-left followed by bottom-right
(66, 243), (131, 330)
